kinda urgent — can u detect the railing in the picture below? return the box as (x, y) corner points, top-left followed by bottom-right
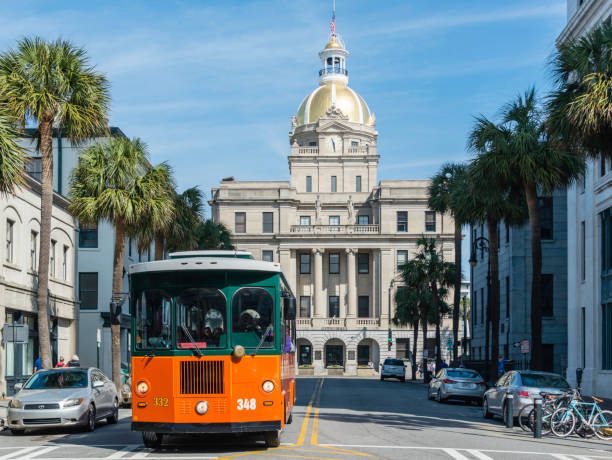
(290, 224), (379, 234)
(319, 67), (348, 76)
(297, 318), (312, 326)
(296, 317), (384, 329)
(294, 147), (319, 154)
(346, 146), (369, 154)
(356, 318), (380, 326)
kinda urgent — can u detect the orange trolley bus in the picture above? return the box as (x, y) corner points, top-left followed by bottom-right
(129, 251), (297, 448)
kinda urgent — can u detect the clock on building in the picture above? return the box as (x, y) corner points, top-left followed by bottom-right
(328, 135), (342, 152)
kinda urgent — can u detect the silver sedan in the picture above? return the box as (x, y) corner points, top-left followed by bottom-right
(7, 367), (118, 434)
(428, 368), (487, 403)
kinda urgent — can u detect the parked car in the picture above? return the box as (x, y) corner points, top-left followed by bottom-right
(427, 368), (487, 403)
(482, 370), (570, 419)
(381, 358), (406, 382)
(120, 377), (131, 407)
(7, 367), (118, 434)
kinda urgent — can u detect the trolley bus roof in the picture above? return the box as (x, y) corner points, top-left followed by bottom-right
(129, 256), (282, 275)
(168, 250), (254, 259)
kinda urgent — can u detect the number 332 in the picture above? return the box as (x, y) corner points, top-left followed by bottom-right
(237, 398), (256, 410)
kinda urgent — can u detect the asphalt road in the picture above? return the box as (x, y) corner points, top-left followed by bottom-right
(1, 377), (612, 459)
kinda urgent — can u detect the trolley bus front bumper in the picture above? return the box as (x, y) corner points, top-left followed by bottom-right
(132, 420), (281, 434)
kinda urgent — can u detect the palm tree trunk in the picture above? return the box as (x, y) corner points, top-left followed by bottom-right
(485, 292), (490, 379)
(35, 117), (54, 370)
(453, 222), (462, 364)
(154, 234), (164, 260)
(111, 221), (127, 389)
(421, 317), (428, 380)
(412, 321), (419, 380)
(525, 181), (543, 370)
(432, 282), (442, 370)
(487, 218), (501, 383)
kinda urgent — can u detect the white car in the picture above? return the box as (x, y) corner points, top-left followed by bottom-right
(7, 367), (118, 434)
(381, 358), (406, 382)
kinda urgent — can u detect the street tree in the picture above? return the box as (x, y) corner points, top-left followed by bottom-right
(0, 107), (27, 193)
(0, 37), (110, 369)
(469, 89), (584, 370)
(548, 21), (612, 158)
(195, 220), (234, 250)
(428, 162), (469, 362)
(69, 136), (173, 388)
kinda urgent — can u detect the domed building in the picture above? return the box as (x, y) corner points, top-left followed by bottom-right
(210, 18), (458, 376)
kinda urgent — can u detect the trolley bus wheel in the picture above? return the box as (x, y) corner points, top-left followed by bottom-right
(287, 411), (293, 424)
(264, 430), (281, 448)
(142, 432), (163, 449)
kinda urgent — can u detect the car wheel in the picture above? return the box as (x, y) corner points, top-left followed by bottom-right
(400, 377), (406, 382)
(107, 399), (119, 424)
(380, 376), (385, 381)
(482, 398), (493, 419)
(264, 430), (281, 448)
(142, 431), (163, 448)
(10, 429), (25, 436)
(84, 404), (96, 432)
(427, 387), (433, 400)
(287, 411), (293, 424)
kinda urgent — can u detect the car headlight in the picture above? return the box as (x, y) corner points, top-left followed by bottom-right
(8, 399), (21, 409)
(121, 385), (131, 393)
(136, 381), (149, 394)
(262, 380), (275, 393)
(63, 398), (84, 407)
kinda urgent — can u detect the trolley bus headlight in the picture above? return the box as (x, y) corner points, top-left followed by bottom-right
(232, 345), (245, 359)
(195, 400), (209, 415)
(262, 380), (275, 393)
(136, 381), (149, 394)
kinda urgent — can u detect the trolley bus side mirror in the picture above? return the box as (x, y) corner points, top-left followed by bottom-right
(284, 297), (296, 320)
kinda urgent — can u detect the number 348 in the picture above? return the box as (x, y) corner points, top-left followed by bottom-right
(236, 398), (256, 410)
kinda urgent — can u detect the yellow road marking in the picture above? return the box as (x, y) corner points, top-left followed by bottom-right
(295, 378), (321, 446)
(260, 454), (342, 460)
(310, 408), (320, 445)
(323, 445), (374, 457)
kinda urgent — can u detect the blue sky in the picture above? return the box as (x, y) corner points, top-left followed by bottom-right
(2, 1), (568, 274)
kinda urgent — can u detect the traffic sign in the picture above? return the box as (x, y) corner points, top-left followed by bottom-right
(520, 340), (530, 354)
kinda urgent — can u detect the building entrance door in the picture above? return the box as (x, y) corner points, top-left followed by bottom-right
(325, 344), (344, 367)
(5, 311), (38, 396)
(299, 344), (312, 366)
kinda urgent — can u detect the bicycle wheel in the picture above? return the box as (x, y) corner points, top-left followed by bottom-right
(518, 405), (534, 432)
(575, 419), (596, 439)
(541, 406), (554, 436)
(551, 407), (576, 437)
(593, 409), (612, 440)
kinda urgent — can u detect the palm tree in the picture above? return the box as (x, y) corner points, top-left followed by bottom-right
(470, 89), (584, 370)
(413, 237), (455, 370)
(548, 21), (612, 158)
(69, 136), (173, 387)
(393, 285), (421, 380)
(0, 107), (27, 193)
(462, 128), (528, 380)
(195, 220), (234, 250)
(143, 186), (204, 259)
(428, 163), (469, 363)
(0, 37), (110, 369)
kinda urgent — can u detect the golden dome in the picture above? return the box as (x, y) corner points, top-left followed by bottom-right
(324, 36), (343, 50)
(296, 82), (372, 126)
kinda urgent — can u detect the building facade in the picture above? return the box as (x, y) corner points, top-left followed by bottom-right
(0, 176), (78, 396)
(558, 0), (612, 397)
(17, 129), (152, 379)
(470, 188), (568, 375)
(210, 30), (458, 376)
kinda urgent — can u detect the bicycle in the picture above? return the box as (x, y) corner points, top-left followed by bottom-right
(550, 389), (612, 440)
(517, 392), (565, 435)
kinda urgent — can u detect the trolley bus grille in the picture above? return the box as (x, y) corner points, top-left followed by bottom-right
(180, 360), (224, 394)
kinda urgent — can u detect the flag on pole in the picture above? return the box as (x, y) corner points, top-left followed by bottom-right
(331, 0), (336, 36)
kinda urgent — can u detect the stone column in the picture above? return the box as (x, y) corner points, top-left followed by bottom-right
(345, 248), (357, 318)
(313, 248), (324, 317)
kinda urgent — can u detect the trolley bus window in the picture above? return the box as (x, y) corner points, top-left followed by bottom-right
(177, 288), (227, 349)
(135, 290), (172, 350)
(231, 288), (274, 348)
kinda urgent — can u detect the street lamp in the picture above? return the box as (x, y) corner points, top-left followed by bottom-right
(470, 235), (491, 377)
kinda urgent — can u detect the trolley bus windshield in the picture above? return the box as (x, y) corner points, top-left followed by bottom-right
(231, 287), (274, 349)
(176, 288), (227, 349)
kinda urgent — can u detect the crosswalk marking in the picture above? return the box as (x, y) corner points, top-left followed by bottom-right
(551, 455), (575, 460)
(0, 447), (39, 459)
(442, 449), (471, 460)
(106, 444), (140, 459)
(466, 449), (494, 460)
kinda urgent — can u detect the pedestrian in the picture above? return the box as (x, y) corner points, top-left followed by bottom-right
(55, 356), (66, 367)
(67, 354), (80, 367)
(441, 360), (449, 369)
(33, 356), (42, 373)
(497, 355), (508, 377)
(458, 361), (466, 368)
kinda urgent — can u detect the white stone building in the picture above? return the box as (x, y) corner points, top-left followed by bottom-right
(210, 30), (457, 376)
(558, 0), (612, 397)
(0, 175), (78, 395)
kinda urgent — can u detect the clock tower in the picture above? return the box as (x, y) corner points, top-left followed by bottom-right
(288, 24), (379, 194)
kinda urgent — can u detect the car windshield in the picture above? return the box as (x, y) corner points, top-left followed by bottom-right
(135, 289), (172, 350)
(385, 359), (404, 366)
(24, 370), (88, 389)
(447, 370), (480, 379)
(176, 288), (227, 349)
(231, 287), (274, 348)
(520, 373), (569, 388)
